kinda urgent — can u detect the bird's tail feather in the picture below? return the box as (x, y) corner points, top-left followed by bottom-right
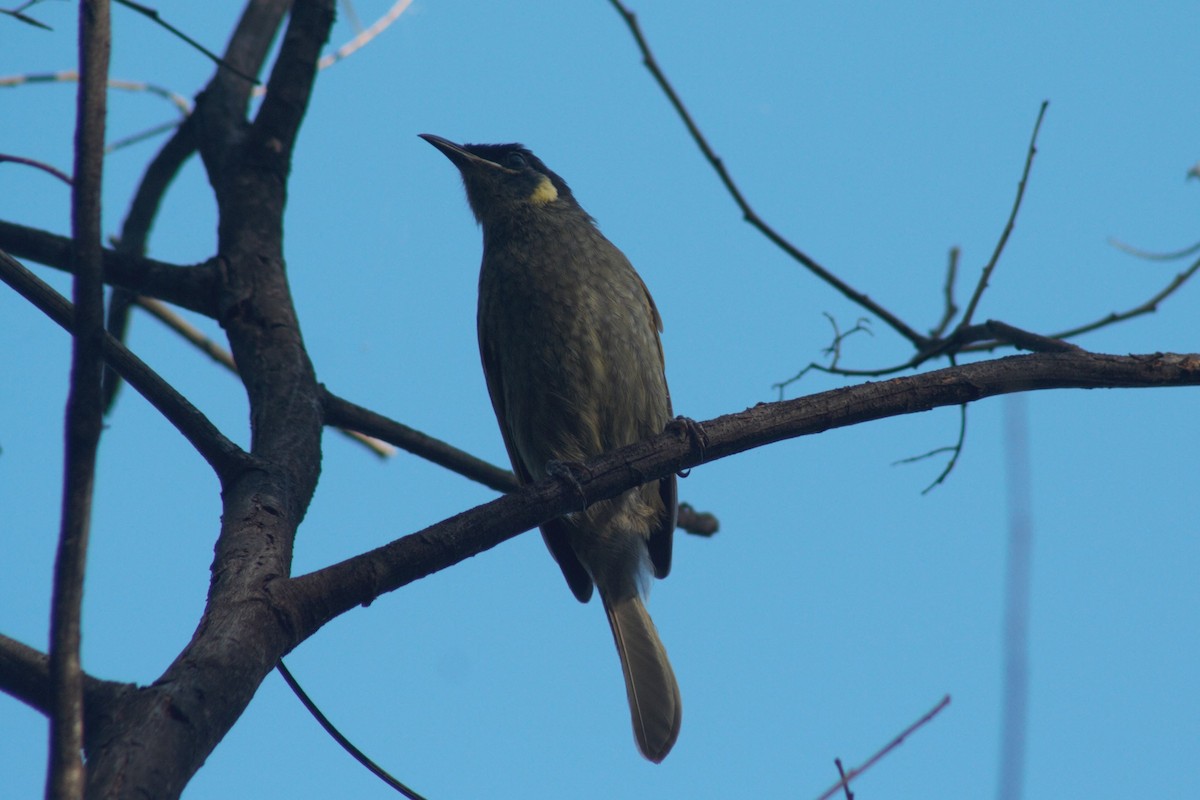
(603, 593), (682, 763)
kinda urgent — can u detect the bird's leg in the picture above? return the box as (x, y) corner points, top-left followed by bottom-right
(545, 459), (591, 512)
(667, 416), (708, 477)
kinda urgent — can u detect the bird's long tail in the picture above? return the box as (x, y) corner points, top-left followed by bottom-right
(602, 593), (682, 762)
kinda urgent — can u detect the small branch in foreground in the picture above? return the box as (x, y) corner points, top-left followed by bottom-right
(0, 633), (130, 721)
(815, 695), (952, 800)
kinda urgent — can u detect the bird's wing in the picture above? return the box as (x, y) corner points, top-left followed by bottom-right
(480, 327), (595, 603)
(631, 267), (677, 579)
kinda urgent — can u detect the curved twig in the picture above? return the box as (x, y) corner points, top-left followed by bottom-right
(607, 0), (928, 347)
(957, 102), (1048, 329)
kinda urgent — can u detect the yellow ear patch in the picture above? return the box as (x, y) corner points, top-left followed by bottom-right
(529, 176), (559, 205)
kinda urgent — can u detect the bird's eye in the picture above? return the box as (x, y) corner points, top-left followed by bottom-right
(505, 152), (527, 170)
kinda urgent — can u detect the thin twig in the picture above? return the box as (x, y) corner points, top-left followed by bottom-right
(322, 390), (517, 489)
(921, 401), (967, 494)
(0, 153), (73, 185)
(339, 0), (364, 34)
(1039, 256), (1200, 342)
(606, 0), (928, 347)
(103, 113), (198, 410)
(980, 321), (1081, 353)
(105, 119), (182, 152)
(318, 0), (411, 68)
(959, 254), (1200, 353)
(0, 72), (192, 154)
(276, 660), (428, 800)
(135, 296), (236, 368)
(114, 0), (260, 84)
(814, 695), (952, 800)
(773, 314), (872, 396)
(888, 391), (967, 494)
(251, 0), (414, 99)
(0, 72), (192, 114)
(48, 1), (111, 796)
(1108, 236), (1200, 262)
(834, 758), (854, 800)
(958, 102), (1048, 329)
(931, 246), (960, 339)
(0, 1), (51, 29)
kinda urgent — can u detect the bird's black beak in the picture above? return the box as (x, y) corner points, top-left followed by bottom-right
(419, 133), (510, 173)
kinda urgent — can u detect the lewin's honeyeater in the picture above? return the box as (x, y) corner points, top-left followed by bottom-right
(421, 134), (681, 762)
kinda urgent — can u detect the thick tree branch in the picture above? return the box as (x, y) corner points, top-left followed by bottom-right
(0, 634), (130, 723)
(77, 5), (336, 798)
(102, 0), (290, 409)
(281, 350), (1200, 642)
(0, 220), (217, 315)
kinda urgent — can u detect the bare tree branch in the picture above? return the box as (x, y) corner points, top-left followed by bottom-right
(815, 695), (952, 800)
(114, 0), (260, 85)
(48, 2), (111, 795)
(957, 101), (1048, 329)
(282, 350), (1200, 641)
(607, 0), (930, 347)
(74, 5), (335, 796)
(0, 153), (73, 184)
(131, 297), (395, 457)
(931, 246), (960, 339)
(322, 388), (519, 492)
(0, 633), (130, 723)
(275, 660), (429, 800)
(0, 249), (246, 477)
(0, 220), (217, 314)
(102, 0), (289, 409)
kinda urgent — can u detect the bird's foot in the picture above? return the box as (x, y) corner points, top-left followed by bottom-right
(546, 459), (591, 512)
(667, 415), (708, 477)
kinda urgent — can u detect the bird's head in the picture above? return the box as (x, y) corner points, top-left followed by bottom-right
(419, 134), (577, 224)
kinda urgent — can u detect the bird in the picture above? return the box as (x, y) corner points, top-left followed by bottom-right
(420, 133), (681, 762)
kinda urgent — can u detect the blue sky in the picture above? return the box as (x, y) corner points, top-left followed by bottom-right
(2, 2), (1198, 797)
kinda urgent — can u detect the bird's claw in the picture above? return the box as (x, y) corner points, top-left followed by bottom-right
(667, 415), (708, 477)
(546, 459), (591, 511)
